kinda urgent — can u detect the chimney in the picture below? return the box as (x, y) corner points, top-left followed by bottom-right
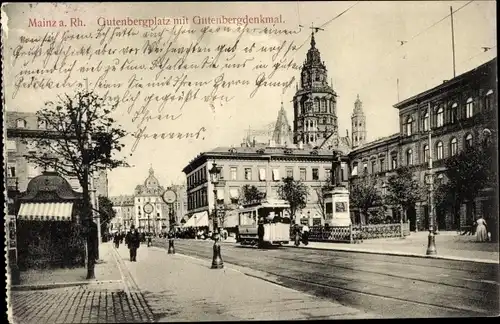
(443, 80), (448, 84)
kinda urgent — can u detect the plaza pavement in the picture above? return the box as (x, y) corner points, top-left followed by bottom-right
(114, 243), (379, 321)
(190, 231), (499, 263)
(8, 242), (155, 323)
(289, 231), (499, 263)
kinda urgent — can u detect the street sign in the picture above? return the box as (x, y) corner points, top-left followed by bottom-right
(162, 189), (177, 204)
(143, 202), (154, 214)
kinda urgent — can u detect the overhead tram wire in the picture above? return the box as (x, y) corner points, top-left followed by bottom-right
(354, 1), (476, 99)
(295, 1), (361, 51)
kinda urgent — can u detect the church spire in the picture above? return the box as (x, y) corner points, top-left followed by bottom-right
(310, 30), (316, 48)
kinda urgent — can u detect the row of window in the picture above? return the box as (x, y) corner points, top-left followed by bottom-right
(187, 167), (207, 188)
(14, 118), (48, 129)
(187, 189), (208, 211)
(407, 133), (473, 165)
(296, 98), (336, 115)
(403, 90), (494, 136)
(354, 132), (479, 175)
(135, 197), (161, 203)
(227, 166), (330, 182)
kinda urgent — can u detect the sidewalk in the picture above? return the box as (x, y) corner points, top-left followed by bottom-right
(8, 243), (155, 324)
(114, 243), (379, 320)
(12, 242), (123, 290)
(290, 231), (499, 264)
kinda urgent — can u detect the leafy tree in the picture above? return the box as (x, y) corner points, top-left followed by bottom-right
(278, 177), (309, 221)
(241, 185), (265, 204)
(23, 91), (127, 279)
(98, 195), (116, 239)
(349, 173), (383, 224)
(386, 166), (425, 222)
(443, 145), (496, 210)
(313, 175), (332, 221)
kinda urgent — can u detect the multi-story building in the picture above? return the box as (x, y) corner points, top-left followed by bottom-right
(169, 184), (187, 226)
(133, 167), (169, 233)
(183, 145), (351, 227)
(109, 195), (135, 232)
(5, 111), (108, 207)
(349, 57), (497, 231)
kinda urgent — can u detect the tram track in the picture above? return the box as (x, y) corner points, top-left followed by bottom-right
(154, 240), (498, 317)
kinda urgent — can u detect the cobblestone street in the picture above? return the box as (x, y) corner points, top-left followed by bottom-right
(10, 285), (154, 324)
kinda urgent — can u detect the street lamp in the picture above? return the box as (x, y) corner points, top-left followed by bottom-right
(425, 103), (437, 256)
(209, 161), (224, 269)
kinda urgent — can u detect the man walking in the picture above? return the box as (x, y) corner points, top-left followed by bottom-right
(126, 225), (140, 262)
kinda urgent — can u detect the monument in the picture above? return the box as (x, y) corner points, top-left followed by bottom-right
(323, 151), (351, 226)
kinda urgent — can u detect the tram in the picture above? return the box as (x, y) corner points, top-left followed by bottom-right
(237, 198), (291, 246)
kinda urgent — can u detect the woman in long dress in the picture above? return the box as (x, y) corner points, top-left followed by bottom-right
(475, 217), (488, 242)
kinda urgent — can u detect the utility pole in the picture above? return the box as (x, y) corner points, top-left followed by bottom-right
(426, 102), (437, 256)
(450, 6), (456, 78)
(84, 132), (95, 279)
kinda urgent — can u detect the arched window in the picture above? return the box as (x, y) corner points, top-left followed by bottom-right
(451, 103), (458, 123)
(465, 133), (473, 149)
(450, 137), (458, 156)
(423, 144), (429, 163)
(436, 107), (444, 127)
(466, 97), (473, 118)
(314, 98), (320, 112)
(482, 128), (492, 147)
(16, 119), (27, 128)
(422, 111), (430, 131)
(405, 117), (413, 136)
(436, 141), (444, 160)
(320, 99), (327, 113)
(406, 149), (413, 165)
(485, 89), (494, 110)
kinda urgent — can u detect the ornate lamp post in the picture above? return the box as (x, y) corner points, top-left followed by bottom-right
(425, 104), (437, 256)
(209, 162), (224, 269)
(162, 189), (177, 254)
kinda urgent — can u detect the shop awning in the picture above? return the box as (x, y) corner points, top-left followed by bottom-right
(17, 202), (73, 221)
(182, 211), (209, 228)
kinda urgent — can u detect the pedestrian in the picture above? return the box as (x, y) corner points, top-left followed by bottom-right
(147, 233), (152, 247)
(126, 225), (141, 261)
(475, 216), (488, 242)
(294, 223), (301, 246)
(302, 224), (310, 246)
(257, 219), (265, 248)
(113, 233), (120, 249)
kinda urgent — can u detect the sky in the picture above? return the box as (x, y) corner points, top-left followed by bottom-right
(3, 1), (497, 197)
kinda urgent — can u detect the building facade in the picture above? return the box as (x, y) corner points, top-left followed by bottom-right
(349, 57), (497, 231)
(133, 167), (169, 233)
(6, 111), (109, 213)
(109, 195), (135, 232)
(182, 145), (350, 227)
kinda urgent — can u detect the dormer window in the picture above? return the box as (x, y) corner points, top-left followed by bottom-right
(16, 119), (27, 128)
(37, 118), (46, 129)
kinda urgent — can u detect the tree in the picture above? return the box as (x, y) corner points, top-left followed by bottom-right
(313, 175), (332, 221)
(23, 91), (127, 279)
(443, 145), (496, 211)
(241, 185), (265, 204)
(98, 196), (116, 239)
(385, 166), (425, 222)
(278, 177), (309, 221)
(349, 173), (383, 224)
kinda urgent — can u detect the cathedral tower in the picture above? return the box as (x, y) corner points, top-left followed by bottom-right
(351, 94), (366, 148)
(292, 31), (338, 147)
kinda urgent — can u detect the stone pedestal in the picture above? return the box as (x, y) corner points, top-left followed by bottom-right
(324, 186), (351, 226)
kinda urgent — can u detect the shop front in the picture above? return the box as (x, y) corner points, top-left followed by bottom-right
(15, 171), (87, 270)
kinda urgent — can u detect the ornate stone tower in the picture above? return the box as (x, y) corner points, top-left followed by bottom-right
(351, 94), (366, 148)
(292, 31), (338, 147)
(271, 101), (294, 146)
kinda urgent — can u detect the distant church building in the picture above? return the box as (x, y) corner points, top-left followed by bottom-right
(292, 32), (338, 148)
(351, 95), (367, 148)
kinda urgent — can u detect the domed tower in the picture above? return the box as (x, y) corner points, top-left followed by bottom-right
(292, 31), (338, 147)
(351, 94), (366, 148)
(144, 165), (161, 194)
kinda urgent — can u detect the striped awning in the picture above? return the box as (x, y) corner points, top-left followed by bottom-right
(18, 202), (74, 221)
